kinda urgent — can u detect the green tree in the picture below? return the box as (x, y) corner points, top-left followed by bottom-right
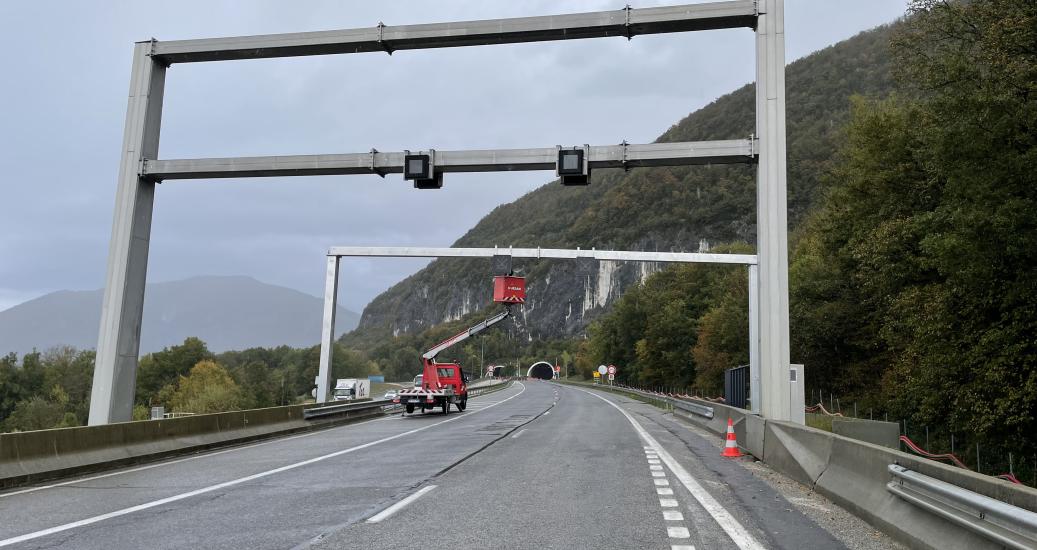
(787, 0), (1037, 466)
(167, 360), (245, 414)
(0, 352), (27, 423)
(136, 337), (214, 405)
(2, 386), (78, 432)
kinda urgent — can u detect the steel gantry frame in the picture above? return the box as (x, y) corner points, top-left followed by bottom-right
(90, 1), (791, 425)
(316, 247), (762, 413)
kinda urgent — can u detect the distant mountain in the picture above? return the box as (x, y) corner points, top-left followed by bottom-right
(0, 276), (360, 355)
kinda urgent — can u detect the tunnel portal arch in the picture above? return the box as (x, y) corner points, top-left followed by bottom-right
(527, 361), (555, 380)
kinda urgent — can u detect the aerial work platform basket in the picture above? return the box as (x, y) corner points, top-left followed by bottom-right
(493, 276), (526, 304)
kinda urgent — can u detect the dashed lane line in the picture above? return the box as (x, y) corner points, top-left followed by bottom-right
(366, 485), (437, 523)
(0, 383), (528, 548)
(2, 388), (512, 500)
(576, 386), (766, 550)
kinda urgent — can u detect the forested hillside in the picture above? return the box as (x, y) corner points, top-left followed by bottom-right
(344, 20), (897, 379)
(350, 23), (895, 343)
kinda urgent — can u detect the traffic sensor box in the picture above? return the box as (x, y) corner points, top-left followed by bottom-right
(493, 276), (526, 304)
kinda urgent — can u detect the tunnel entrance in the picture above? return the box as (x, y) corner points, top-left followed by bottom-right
(527, 361), (555, 380)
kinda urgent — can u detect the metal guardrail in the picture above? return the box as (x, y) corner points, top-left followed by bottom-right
(581, 383), (715, 420)
(303, 399), (395, 420)
(887, 464), (1037, 550)
(304, 380), (512, 419)
(468, 380), (511, 398)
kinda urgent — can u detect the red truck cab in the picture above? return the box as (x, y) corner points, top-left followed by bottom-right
(395, 361), (470, 414)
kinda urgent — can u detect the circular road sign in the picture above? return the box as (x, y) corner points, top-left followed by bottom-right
(598, 365), (607, 375)
(607, 365), (617, 375)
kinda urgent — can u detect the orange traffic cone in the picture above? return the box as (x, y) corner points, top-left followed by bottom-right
(721, 417), (742, 458)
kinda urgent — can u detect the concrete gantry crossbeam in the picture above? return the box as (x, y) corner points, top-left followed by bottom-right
(327, 246), (758, 265)
(142, 140), (756, 181)
(149, 2), (758, 64)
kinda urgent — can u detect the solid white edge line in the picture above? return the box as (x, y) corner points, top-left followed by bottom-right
(511, 429), (527, 439)
(366, 485), (437, 523)
(573, 387), (766, 550)
(0, 383), (527, 548)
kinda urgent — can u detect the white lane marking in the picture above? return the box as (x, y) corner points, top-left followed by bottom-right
(660, 498), (679, 507)
(654, 479), (670, 486)
(652, 471), (666, 477)
(366, 485), (437, 523)
(668, 526), (691, 539)
(0, 415), (391, 500)
(543, 411), (550, 416)
(663, 511), (685, 521)
(0, 383), (528, 548)
(649, 459), (662, 465)
(576, 387), (765, 550)
(511, 429), (527, 439)
(671, 546), (696, 550)
(657, 488), (674, 495)
(650, 465), (664, 471)
(4, 388), (513, 500)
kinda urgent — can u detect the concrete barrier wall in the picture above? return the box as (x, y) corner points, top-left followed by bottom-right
(0, 402), (383, 489)
(594, 389), (1037, 550)
(831, 417), (900, 449)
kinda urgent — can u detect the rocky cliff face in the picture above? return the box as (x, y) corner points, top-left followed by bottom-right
(351, 24), (895, 343)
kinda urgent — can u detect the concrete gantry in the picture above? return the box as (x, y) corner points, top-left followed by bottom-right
(91, 1), (791, 424)
(316, 247), (760, 406)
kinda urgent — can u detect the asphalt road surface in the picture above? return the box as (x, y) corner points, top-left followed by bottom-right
(0, 381), (848, 549)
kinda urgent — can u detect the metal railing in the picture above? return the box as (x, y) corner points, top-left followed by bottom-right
(887, 464), (1037, 549)
(303, 399), (395, 420)
(303, 380), (513, 419)
(575, 382), (715, 420)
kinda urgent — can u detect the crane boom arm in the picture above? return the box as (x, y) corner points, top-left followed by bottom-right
(422, 308), (511, 360)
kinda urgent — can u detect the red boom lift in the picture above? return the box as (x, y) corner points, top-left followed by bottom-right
(394, 276), (525, 415)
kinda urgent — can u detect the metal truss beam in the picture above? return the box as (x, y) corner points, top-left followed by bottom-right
(151, 2), (757, 64)
(327, 246), (757, 265)
(143, 140), (755, 180)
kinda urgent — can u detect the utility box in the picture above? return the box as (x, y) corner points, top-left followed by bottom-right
(493, 276), (526, 304)
(789, 364), (805, 425)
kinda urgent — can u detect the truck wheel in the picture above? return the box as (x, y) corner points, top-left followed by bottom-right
(441, 401), (449, 415)
(457, 399), (466, 412)
(405, 404), (414, 414)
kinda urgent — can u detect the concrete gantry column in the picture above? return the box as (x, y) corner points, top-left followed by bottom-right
(89, 42), (166, 425)
(755, 0), (793, 422)
(748, 264), (761, 414)
(315, 255), (340, 403)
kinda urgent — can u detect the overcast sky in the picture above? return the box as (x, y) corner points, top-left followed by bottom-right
(0, 1), (907, 313)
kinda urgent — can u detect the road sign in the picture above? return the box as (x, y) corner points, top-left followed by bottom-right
(608, 373), (615, 381)
(607, 365), (616, 375)
(554, 365), (561, 372)
(598, 365), (607, 375)
(593, 371), (601, 378)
